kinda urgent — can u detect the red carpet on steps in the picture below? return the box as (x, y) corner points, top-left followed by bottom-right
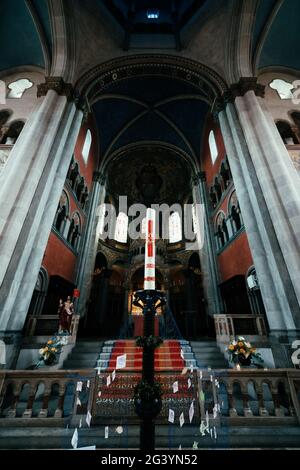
(107, 339), (185, 371)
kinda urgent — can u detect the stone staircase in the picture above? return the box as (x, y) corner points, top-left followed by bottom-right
(63, 340), (104, 369)
(190, 340), (229, 369)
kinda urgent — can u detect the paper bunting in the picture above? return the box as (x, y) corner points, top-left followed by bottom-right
(115, 426), (123, 434)
(187, 378), (192, 389)
(116, 354), (127, 369)
(179, 412), (185, 428)
(172, 381), (179, 393)
(71, 428), (78, 449)
(106, 375), (111, 387)
(86, 410), (92, 427)
(189, 401), (194, 423)
(76, 381), (83, 392)
(79, 418), (82, 429)
(168, 409), (175, 423)
(98, 391), (102, 398)
(112, 370), (116, 382)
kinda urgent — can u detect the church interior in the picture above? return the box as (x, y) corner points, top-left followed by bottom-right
(0, 0), (300, 451)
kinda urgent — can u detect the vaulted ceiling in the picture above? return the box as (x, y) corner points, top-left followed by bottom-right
(253, 0), (300, 72)
(92, 74), (209, 164)
(0, 0), (51, 73)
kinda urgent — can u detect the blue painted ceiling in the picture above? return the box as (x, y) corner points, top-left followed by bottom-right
(254, 0), (300, 71)
(92, 75), (209, 161)
(0, 0), (51, 72)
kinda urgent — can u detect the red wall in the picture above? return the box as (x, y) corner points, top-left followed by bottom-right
(43, 233), (77, 283)
(217, 231), (253, 282)
(42, 115), (99, 283)
(201, 116), (253, 282)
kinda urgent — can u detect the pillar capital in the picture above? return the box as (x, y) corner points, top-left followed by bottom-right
(37, 76), (75, 101)
(230, 77), (265, 99)
(93, 171), (106, 185)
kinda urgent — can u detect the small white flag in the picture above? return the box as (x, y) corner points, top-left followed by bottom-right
(76, 381), (83, 392)
(180, 349), (184, 360)
(214, 426), (217, 440)
(79, 419), (82, 429)
(115, 426), (123, 434)
(116, 354), (127, 369)
(105, 426), (109, 439)
(172, 381), (179, 394)
(87, 380), (90, 388)
(71, 428), (78, 449)
(86, 410), (92, 427)
(98, 391), (102, 398)
(179, 412), (185, 428)
(189, 401), (194, 423)
(200, 420), (209, 436)
(206, 410), (209, 427)
(168, 409), (175, 423)
(210, 375), (213, 382)
(112, 370), (116, 382)
(187, 378), (192, 389)
(106, 375), (111, 387)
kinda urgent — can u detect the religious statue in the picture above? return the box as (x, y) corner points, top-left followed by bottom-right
(58, 296), (74, 334)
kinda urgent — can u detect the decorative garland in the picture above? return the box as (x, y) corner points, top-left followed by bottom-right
(134, 380), (163, 402)
(136, 335), (163, 349)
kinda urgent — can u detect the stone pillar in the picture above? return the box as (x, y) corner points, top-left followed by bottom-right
(215, 78), (300, 364)
(75, 172), (106, 317)
(0, 78), (84, 348)
(192, 173), (223, 316)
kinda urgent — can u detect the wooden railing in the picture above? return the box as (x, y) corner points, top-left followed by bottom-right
(0, 369), (96, 424)
(0, 369), (299, 426)
(214, 313), (267, 339)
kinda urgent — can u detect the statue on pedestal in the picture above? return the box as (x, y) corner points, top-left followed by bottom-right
(58, 296), (74, 334)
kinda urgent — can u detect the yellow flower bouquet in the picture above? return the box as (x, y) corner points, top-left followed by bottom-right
(227, 336), (263, 366)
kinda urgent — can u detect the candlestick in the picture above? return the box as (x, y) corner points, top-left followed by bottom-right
(144, 208), (156, 290)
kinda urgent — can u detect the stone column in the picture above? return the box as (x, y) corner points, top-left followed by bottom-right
(192, 173), (223, 316)
(75, 172), (106, 317)
(215, 78), (300, 364)
(0, 77), (84, 349)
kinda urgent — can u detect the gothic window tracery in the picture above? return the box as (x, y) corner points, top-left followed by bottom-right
(7, 78), (33, 98)
(82, 129), (92, 164)
(114, 212), (128, 243)
(209, 130), (218, 164)
(0, 120), (25, 144)
(169, 212), (182, 243)
(276, 120), (298, 144)
(54, 191), (69, 234)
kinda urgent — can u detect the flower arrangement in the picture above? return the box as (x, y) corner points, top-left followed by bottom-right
(134, 380), (163, 402)
(227, 336), (263, 366)
(36, 333), (68, 367)
(136, 335), (163, 349)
